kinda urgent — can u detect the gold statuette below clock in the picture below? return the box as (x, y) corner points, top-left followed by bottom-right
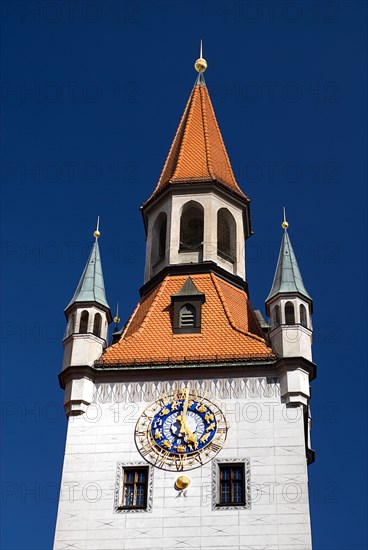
(135, 388), (228, 471)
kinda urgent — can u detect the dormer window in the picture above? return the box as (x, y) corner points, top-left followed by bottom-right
(171, 277), (205, 334)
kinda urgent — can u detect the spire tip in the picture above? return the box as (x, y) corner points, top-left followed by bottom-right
(194, 39), (207, 73)
(281, 207), (289, 230)
(94, 216), (101, 239)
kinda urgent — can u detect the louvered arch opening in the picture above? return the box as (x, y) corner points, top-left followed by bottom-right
(179, 201), (204, 251)
(179, 304), (196, 328)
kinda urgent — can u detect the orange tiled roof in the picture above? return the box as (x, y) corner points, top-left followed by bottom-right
(146, 82), (248, 203)
(98, 273), (275, 367)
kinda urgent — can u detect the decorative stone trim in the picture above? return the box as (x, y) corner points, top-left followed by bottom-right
(212, 457), (251, 511)
(114, 461), (154, 513)
(94, 377), (280, 404)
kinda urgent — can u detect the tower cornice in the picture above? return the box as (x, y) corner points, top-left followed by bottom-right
(139, 261), (249, 298)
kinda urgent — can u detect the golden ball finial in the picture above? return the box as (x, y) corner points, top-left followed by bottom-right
(113, 315), (120, 324)
(175, 475), (191, 491)
(93, 230), (101, 239)
(195, 57), (207, 73)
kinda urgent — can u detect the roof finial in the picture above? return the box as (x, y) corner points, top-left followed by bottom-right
(113, 302), (120, 325)
(94, 216), (101, 239)
(281, 207), (289, 230)
(194, 39), (207, 73)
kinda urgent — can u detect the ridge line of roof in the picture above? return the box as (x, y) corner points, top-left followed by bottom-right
(204, 82), (239, 192)
(120, 301), (140, 340)
(286, 232), (308, 296)
(124, 276), (169, 342)
(200, 85), (215, 180)
(152, 87), (193, 197)
(172, 86), (198, 181)
(212, 273), (269, 344)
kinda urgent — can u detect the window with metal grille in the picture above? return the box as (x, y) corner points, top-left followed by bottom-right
(122, 468), (148, 509)
(179, 304), (196, 327)
(219, 464), (245, 506)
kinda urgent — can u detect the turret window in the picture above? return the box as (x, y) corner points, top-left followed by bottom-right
(93, 313), (102, 337)
(179, 201), (204, 251)
(179, 304), (196, 328)
(67, 313), (75, 337)
(273, 305), (280, 327)
(300, 304), (308, 328)
(217, 208), (236, 263)
(79, 310), (89, 333)
(285, 302), (295, 325)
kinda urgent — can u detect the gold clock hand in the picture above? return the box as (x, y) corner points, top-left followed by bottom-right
(180, 388), (189, 435)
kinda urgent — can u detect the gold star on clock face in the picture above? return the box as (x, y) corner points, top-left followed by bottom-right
(135, 388), (228, 471)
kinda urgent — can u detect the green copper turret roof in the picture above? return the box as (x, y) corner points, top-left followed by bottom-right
(266, 229), (312, 303)
(66, 239), (110, 311)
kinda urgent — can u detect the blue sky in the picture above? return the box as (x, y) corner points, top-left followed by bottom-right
(1, 1), (367, 549)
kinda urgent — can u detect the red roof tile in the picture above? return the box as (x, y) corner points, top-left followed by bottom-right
(98, 274), (275, 367)
(145, 83), (248, 204)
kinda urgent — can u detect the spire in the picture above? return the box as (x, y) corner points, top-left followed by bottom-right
(144, 47), (247, 204)
(66, 224), (109, 311)
(266, 216), (312, 305)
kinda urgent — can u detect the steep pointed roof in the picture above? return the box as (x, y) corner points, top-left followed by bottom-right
(266, 229), (312, 305)
(146, 77), (248, 204)
(66, 239), (110, 311)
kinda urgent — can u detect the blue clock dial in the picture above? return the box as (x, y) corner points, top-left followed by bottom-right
(151, 399), (216, 454)
(135, 388), (228, 471)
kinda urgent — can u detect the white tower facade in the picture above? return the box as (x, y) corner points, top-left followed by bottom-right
(54, 55), (316, 550)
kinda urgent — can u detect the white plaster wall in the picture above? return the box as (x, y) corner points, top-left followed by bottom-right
(54, 376), (312, 550)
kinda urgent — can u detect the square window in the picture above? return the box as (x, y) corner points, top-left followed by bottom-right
(114, 463), (153, 513)
(213, 458), (251, 510)
(219, 464), (245, 506)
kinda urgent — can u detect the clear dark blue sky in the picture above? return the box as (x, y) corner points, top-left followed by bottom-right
(1, 1), (367, 549)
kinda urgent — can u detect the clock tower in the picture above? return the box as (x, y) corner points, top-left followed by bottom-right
(54, 50), (316, 550)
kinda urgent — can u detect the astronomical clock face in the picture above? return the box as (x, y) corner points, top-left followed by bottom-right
(135, 388), (227, 471)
